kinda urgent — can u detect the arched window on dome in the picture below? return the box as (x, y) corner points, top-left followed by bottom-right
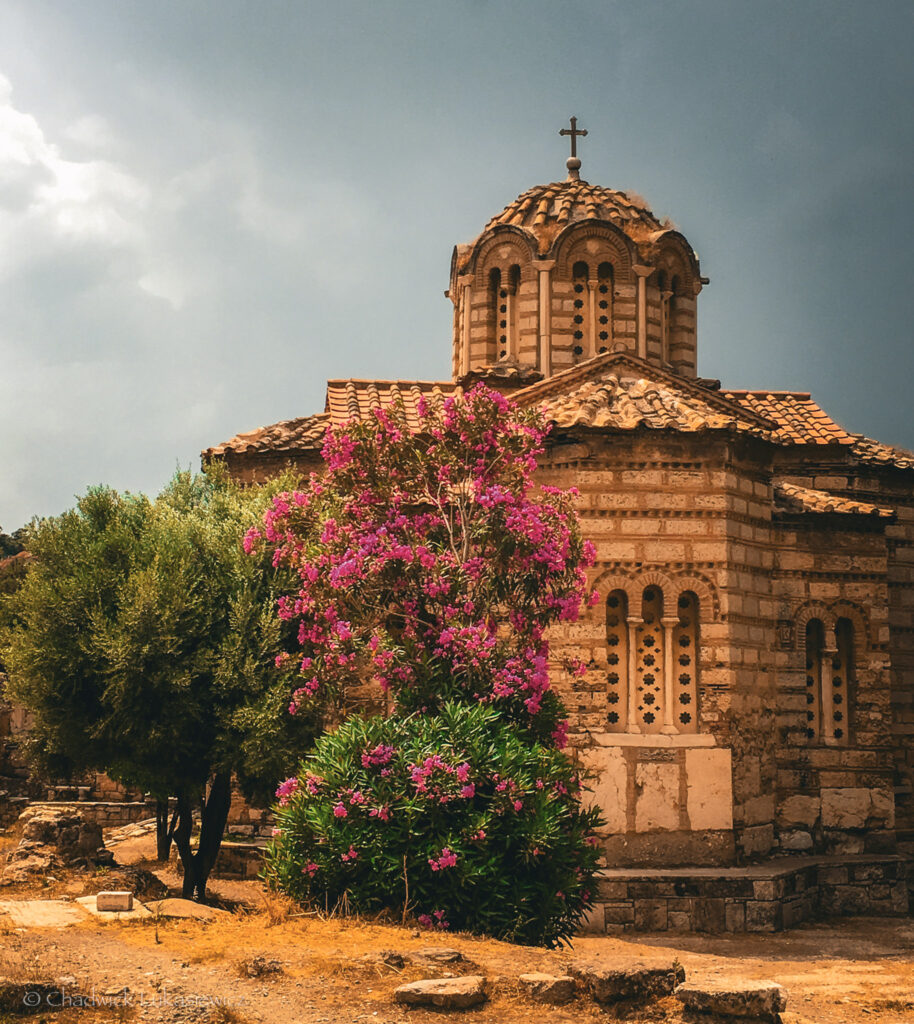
(572, 260), (590, 362)
(802, 615), (854, 746)
(596, 262), (613, 354)
(488, 267), (501, 364)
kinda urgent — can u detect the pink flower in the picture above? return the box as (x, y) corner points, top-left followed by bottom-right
(303, 861), (319, 876)
(341, 845), (358, 863)
(513, 799), (523, 812)
(459, 784), (475, 799)
(428, 847), (458, 871)
(275, 777), (299, 806)
(332, 802), (348, 818)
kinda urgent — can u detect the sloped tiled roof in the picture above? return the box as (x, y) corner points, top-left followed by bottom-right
(774, 481), (895, 518)
(723, 390), (914, 469)
(482, 179), (664, 253)
(533, 374), (760, 434)
(203, 413), (330, 458)
(325, 379), (461, 432)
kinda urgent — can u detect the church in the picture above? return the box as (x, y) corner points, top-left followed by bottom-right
(205, 122), (913, 932)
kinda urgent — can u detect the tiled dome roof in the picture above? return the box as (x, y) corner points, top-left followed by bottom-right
(482, 179), (665, 252)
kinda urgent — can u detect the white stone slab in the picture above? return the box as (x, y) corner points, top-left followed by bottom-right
(96, 891), (133, 911)
(635, 762), (680, 831)
(685, 747), (733, 830)
(580, 745), (628, 833)
(0, 900), (89, 928)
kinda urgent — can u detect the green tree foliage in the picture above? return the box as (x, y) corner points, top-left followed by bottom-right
(0, 469), (318, 900)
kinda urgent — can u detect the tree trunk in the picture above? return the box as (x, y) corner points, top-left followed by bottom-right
(172, 773), (232, 903)
(155, 799), (174, 862)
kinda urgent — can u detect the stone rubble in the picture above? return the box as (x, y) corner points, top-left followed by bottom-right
(518, 972), (576, 1004)
(675, 978), (788, 1020)
(571, 959), (686, 1002)
(394, 975), (488, 1009)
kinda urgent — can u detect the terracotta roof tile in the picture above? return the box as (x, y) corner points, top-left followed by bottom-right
(482, 179), (664, 253)
(722, 390), (914, 468)
(774, 481), (894, 518)
(202, 413), (330, 458)
(534, 374), (759, 434)
(325, 379), (461, 432)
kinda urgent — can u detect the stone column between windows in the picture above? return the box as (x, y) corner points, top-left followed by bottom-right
(587, 276), (598, 358)
(626, 615), (643, 733)
(660, 615), (680, 735)
(536, 260), (555, 375)
(458, 274), (473, 377)
(660, 289), (673, 364)
(633, 265), (653, 359)
(821, 641), (838, 745)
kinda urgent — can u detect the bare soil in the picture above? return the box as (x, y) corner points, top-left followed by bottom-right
(0, 828), (912, 1023)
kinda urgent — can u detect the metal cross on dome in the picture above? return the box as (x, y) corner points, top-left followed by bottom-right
(559, 116), (588, 158)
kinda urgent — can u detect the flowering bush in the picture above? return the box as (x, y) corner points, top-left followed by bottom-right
(264, 702), (602, 947)
(246, 384), (596, 745)
(254, 386), (605, 944)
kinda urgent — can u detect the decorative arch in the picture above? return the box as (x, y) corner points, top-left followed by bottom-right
(470, 226), (537, 289)
(648, 229), (701, 295)
(590, 570), (640, 609)
(829, 601), (871, 658)
(551, 220), (635, 282)
(793, 601), (836, 648)
(668, 574), (719, 621)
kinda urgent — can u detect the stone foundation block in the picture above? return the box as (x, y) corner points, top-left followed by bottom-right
(675, 978), (787, 1021)
(518, 973), (575, 1005)
(96, 891), (133, 912)
(572, 961), (686, 1003)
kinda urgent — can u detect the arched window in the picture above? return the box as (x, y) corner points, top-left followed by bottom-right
(605, 590), (628, 731)
(488, 267), (502, 363)
(605, 582), (703, 735)
(833, 618), (854, 744)
(674, 592), (700, 734)
(572, 260), (589, 362)
(805, 619), (825, 742)
(597, 262), (613, 353)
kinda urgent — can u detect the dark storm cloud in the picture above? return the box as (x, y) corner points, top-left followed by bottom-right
(0, 0), (912, 528)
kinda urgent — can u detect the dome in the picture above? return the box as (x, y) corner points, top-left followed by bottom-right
(481, 178), (666, 255)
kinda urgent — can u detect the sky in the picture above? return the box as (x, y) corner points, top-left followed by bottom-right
(0, 0), (912, 529)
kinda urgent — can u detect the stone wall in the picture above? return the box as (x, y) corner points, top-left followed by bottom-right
(20, 800), (158, 829)
(585, 854), (908, 935)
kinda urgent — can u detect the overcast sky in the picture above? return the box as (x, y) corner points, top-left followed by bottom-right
(0, 1), (912, 529)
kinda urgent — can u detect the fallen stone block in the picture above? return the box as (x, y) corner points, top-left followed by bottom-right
(0, 899), (89, 929)
(518, 972), (576, 1004)
(394, 975), (487, 1009)
(675, 978), (787, 1021)
(96, 891), (133, 912)
(572, 960), (685, 1002)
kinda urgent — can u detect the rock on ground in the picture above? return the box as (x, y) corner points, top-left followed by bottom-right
(518, 972), (576, 1004)
(394, 975), (488, 1009)
(0, 899), (88, 929)
(675, 978), (788, 1021)
(75, 895), (151, 921)
(572, 959), (686, 1002)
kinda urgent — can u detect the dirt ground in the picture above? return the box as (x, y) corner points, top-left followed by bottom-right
(0, 828), (912, 1023)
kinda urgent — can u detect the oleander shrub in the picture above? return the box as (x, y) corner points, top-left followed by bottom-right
(264, 702), (602, 947)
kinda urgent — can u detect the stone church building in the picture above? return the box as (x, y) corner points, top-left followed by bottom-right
(206, 128), (913, 931)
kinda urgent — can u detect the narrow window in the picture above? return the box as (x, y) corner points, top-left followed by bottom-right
(833, 618), (854, 744)
(673, 592), (700, 733)
(489, 267), (503, 363)
(605, 590), (628, 732)
(572, 260), (589, 362)
(805, 619), (825, 742)
(597, 261), (613, 353)
(635, 586), (664, 733)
